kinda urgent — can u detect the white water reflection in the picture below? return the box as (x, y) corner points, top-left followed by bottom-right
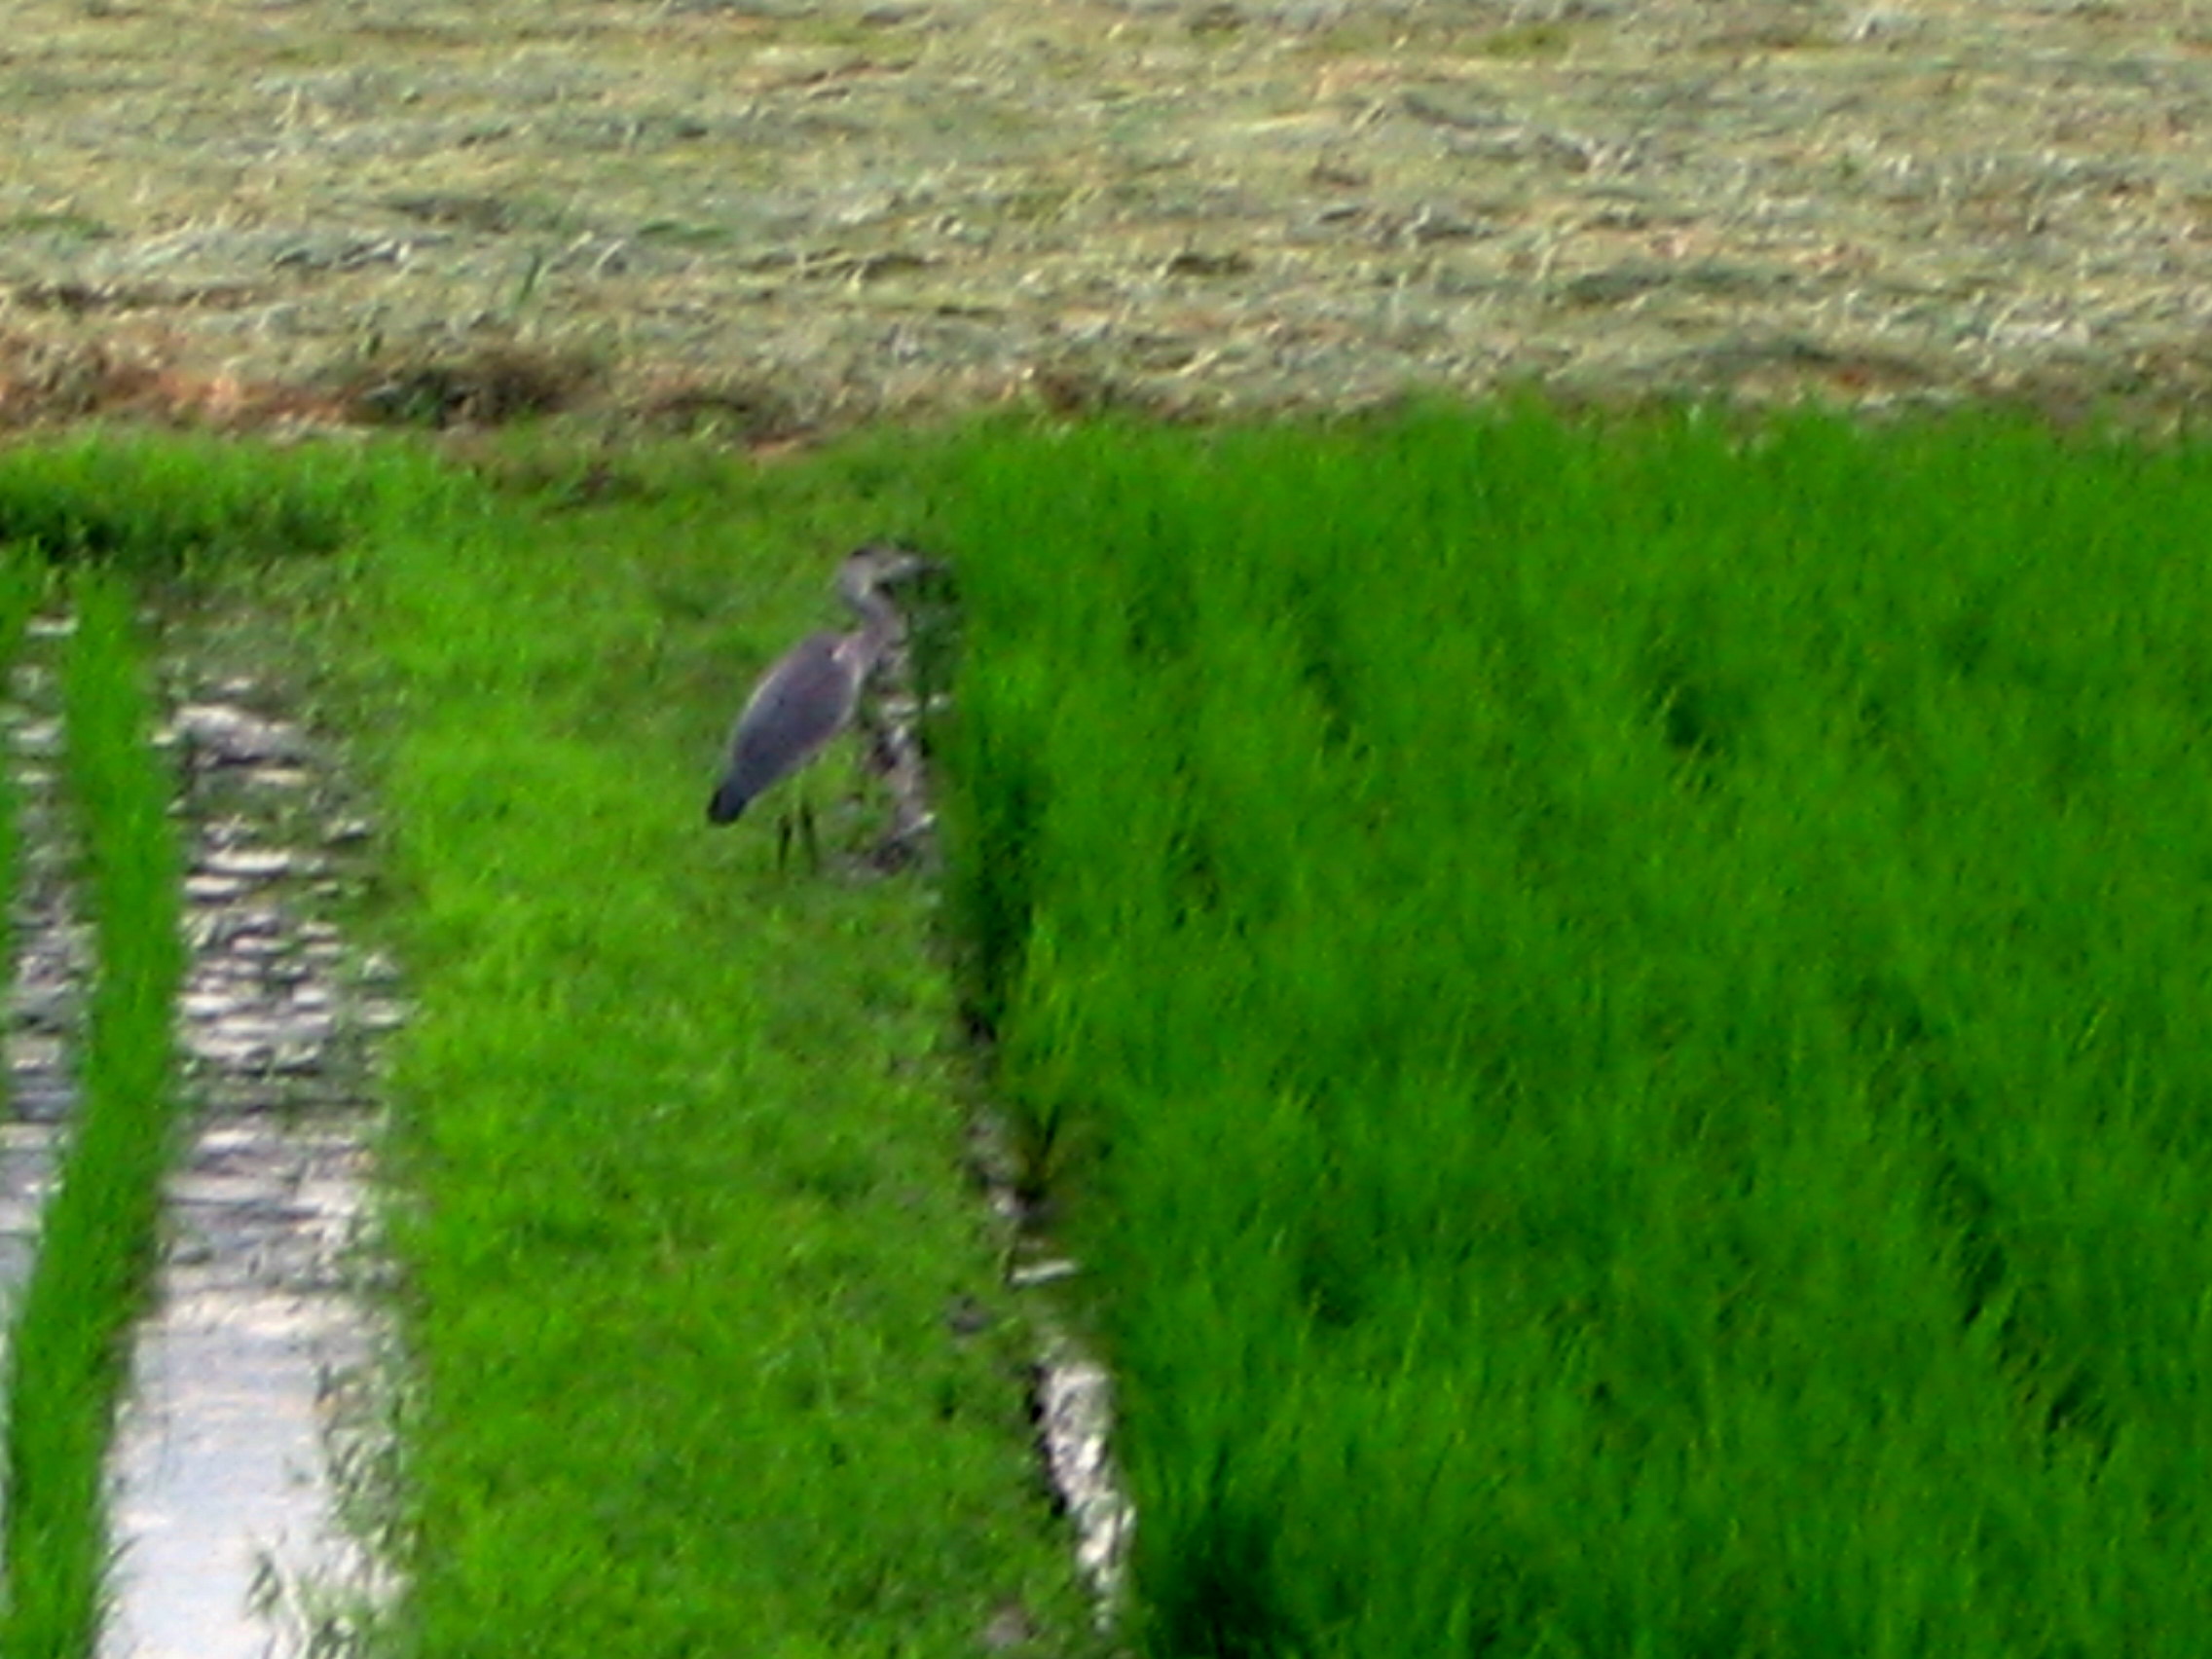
(103, 1121), (382, 1659)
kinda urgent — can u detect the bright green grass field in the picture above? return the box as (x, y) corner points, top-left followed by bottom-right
(5, 404), (2208, 1659)
(930, 405), (2212, 1657)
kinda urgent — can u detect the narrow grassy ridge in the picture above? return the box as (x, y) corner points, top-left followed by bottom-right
(933, 405), (2212, 1657)
(269, 439), (1097, 1657)
(2, 570), (186, 1659)
(0, 433), (364, 571)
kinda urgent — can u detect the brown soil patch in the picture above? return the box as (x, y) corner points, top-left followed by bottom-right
(4, 0), (2211, 432)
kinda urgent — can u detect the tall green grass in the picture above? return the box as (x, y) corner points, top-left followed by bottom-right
(1, 571), (186, 1658)
(0, 433), (375, 571)
(933, 404), (2212, 1656)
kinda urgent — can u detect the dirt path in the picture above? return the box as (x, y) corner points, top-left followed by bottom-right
(2, 0), (2209, 431)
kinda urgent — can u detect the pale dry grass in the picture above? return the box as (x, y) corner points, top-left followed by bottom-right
(4, 0), (2212, 431)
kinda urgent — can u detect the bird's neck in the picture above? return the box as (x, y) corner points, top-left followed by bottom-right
(841, 576), (903, 643)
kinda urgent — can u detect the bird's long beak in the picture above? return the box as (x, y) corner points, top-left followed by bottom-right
(852, 543), (945, 583)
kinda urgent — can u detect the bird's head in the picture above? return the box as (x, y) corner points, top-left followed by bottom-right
(838, 543), (943, 602)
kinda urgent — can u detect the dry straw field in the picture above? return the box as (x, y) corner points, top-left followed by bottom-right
(2, 0), (2211, 432)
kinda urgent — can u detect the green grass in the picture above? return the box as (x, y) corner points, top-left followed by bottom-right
(2, 568), (186, 1659)
(240, 433), (1098, 1657)
(929, 402), (2212, 1657)
(0, 433), (376, 571)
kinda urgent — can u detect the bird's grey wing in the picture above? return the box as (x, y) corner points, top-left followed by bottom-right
(720, 630), (860, 803)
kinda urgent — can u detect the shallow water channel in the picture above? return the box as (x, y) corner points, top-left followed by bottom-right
(1, 620), (398, 1658)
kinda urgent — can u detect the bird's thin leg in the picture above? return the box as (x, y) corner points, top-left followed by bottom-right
(799, 793), (822, 871)
(775, 807), (796, 870)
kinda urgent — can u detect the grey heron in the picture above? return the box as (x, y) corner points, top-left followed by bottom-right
(707, 544), (937, 858)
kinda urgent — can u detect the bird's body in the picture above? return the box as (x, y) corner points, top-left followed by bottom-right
(707, 546), (935, 839)
(708, 628), (864, 824)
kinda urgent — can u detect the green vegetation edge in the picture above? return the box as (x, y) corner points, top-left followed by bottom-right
(1, 569), (186, 1659)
